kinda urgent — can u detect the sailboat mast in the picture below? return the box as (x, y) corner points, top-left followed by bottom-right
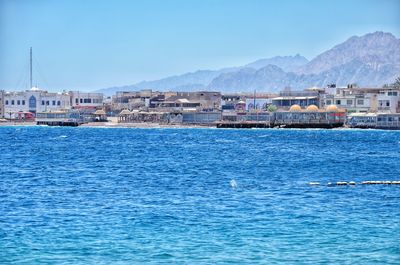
(30, 47), (33, 89)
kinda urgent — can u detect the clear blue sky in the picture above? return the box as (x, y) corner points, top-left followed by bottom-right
(1, 0), (399, 91)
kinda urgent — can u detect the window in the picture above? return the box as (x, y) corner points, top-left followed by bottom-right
(386, 102), (390, 107)
(83, 98), (92, 103)
(17, 100), (20, 105)
(52, 100), (56, 105)
(326, 100), (332, 105)
(22, 100), (25, 105)
(75, 98), (78, 104)
(5, 100), (8, 105)
(46, 101), (50, 105)
(80, 98), (83, 103)
(357, 99), (364, 105)
(11, 100), (14, 105)
(346, 100), (353, 105)
(28, 96), (36, 109)
(336, 100), (341, 105)
(388, 91), (398, 96)
(57, 101), (61, 106)
(42, 100), (45, 105)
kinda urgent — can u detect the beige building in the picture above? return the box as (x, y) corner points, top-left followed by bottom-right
(112, 90), (221, 112)
(323, 87), (400, 113)
(112, 90), (164, 111)
(166, 91), (221, 110)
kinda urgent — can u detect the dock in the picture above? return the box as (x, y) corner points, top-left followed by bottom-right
(216, 121), (270, 128)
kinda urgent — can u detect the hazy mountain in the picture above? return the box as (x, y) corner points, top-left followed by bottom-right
(245, 54), (308, 72)
(208, 32), (400, 91)
(96, 31), (400, 95)
(95, 84), (140, 96)
(95, 56), (308, 95)
(297, 31), (400, 75)
(208, 65), (289, 92)
(208, 59), (400, 92)
(133, 70), (227, 91)
(97, 69), (234, 96)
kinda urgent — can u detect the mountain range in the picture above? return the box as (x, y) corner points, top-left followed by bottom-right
(96, 31), (400, 95)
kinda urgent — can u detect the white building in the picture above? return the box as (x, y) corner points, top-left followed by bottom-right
(69, 91), (104, 110)
(322, 87), (400, 113)
(376, 89), (400, 113)
(323, 93), (372, 113)
(3, 87), (71, 119)
(3, 88), (104, 119)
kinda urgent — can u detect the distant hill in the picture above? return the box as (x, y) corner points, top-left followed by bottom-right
(244, 54), (308, 72)
(297, 32), (400, 75)
(96, 69), (234, 96)
(96, 31), (400, 95)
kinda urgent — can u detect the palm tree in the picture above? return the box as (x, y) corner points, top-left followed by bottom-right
(267, 104), (277, 112)
(392, 77), (400, 89)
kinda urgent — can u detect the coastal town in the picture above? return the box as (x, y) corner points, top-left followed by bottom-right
(1, 81), (400, 129)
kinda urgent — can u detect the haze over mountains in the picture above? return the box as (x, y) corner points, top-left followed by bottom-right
(96, 32), (400, 95)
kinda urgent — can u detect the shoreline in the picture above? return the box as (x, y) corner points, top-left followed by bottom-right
(80, 122), (214, 128)
(1, 121), (400, 130)
(0, 121), (215, 129)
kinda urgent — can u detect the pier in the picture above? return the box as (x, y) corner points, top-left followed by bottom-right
(216, 121), (270, 128)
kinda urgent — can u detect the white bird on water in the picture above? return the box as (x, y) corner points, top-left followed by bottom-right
(230, 179), (238, 189)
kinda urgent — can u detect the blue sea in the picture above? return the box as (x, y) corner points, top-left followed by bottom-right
(1, 126), (400, 264)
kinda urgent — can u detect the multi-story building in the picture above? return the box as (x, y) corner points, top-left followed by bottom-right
(168, 91), (222, 111)
(112, 90), (164, 111)
(322, 87), (400, 113)
(2, 88), (104, 119)
(3, 87), (71, 119)
(69, 91), (104, 110)
(115, 90), (222, 112)
(324, 93), (372, 113)
(376, 89), (400, 113)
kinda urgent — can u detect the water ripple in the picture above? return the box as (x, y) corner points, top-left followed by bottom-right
(0, 127), (399, 264)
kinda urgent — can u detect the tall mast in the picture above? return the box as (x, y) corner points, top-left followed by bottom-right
(253, 89), (256, 110)
(30, 47), (33, 89)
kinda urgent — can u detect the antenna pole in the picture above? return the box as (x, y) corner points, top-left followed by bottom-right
(253, 90), (256, 111)
(30, 47), (33, 89)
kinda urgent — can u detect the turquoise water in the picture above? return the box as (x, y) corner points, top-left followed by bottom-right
(1, 126), (400, 264)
